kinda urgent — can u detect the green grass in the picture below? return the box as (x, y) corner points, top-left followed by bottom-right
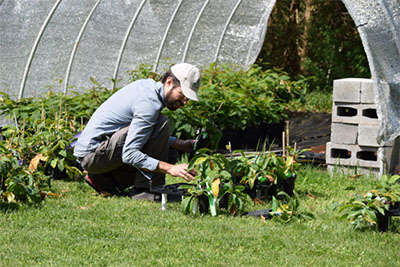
(1, 166), (400, 266)
(287, 90), (333, 113)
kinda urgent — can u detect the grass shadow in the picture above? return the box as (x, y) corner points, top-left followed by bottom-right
(0, 202), (20, 212)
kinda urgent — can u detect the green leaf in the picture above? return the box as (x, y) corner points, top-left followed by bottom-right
(345, 186), (356, 191)
(389, 175), (400, 184)
(181, 196), (193, 215)
(58, 149), (67, 157)
(194, 156), (208, 166)
(364, 209), (377, 224)
(50, 159), (57, 169)
(272, 196), (278, 212)
(192, 197), (200, 216)
(57, 160), (65, 172)
(90, 77), (100, 86)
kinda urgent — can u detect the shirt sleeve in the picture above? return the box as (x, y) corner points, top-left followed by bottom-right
(121, 99), (160, 172)
(169, 136), (177, 146)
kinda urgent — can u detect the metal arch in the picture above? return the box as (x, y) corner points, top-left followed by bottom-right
(152, 0), (183, 73)
(213, 0), (242, 64)
(18, 0), (62, 100)
(245, 0), (276, 67)
(113, 0), (147, 88)
(64, 0), (101, 94)
(379, 0), (400, 59)
(182, 0), (210, 63)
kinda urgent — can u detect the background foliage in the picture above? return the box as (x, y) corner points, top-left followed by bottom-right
(259, 0), (371, 92)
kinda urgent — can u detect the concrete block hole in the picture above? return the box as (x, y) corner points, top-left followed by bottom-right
(331, 148), (351, 159)
(337, 107), (357, 117)
(362, 108), (378, 119)
(356, 151), (378, 161)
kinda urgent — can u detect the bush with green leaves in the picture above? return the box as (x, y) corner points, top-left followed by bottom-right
(336, 175), (400, 230)
(270, 191), (315, 223)
(0, 142), (49, 204)
(162, 63), (302, 139)
(182, 148), (251, 216)
(227, 146), (305, 198)
(181, 146), (309, 217)
(0, 63), (307, 205)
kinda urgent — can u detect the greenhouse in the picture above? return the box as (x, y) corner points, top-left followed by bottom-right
(1, 0), (400, 265)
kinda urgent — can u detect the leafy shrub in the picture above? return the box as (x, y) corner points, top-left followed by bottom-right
(0, 143), (49, 204)
(182, 148), (251, 216)
(163, 63), (301, 139)
(336, 175), (400, 230)
(182, 146), (307, 217)
(270, 191), (315, 223)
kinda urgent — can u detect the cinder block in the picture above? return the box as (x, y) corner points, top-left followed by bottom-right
(358, 124), (379, 147)
(327, 164), (380, 177)
(326, 142), (397, 170)
(360, 80), (389, 104)
(333, 78), (362, 103)
(332, 103), (379, 125)
(326, 142), (353, 166)
(331, 123), (358, 144)
(360, 79), (375, 104)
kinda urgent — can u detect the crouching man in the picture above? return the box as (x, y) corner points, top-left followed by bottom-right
(73, 63), (200, 200)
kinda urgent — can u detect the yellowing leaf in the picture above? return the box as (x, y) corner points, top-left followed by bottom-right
(28, 154), (48, 172)
(286, 156), (294, 167)
(194, 156), (207, 166)
(254, 198), (264, 205)
(211, 178), (220, 198)
(47, 192), (63, 198)
(225, 143), (232, 151)
(266, 175), (275, 183)
(210, 159), (215, 170)
(4, 192), (15, 203)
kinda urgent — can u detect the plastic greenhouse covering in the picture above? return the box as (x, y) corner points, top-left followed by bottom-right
(0, 0), (400, 146)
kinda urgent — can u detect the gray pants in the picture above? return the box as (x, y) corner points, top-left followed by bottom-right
(80, 115), (170, 193)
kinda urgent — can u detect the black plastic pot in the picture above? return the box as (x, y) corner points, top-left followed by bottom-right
(377, 212), (391, 232)
(198, 194), (209, 214)
(377, 201), (400, 232)
(244, 174), (296, 200)
(282, 175), (296, 196)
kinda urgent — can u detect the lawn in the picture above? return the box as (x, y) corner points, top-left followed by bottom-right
(1, 166), (399, 266)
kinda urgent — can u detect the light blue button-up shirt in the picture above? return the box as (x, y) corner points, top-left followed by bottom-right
(73, 79), (176, 174)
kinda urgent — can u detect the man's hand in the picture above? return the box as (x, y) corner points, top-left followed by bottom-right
(171, 138), (195, 153)
(157, 161), (197, 182)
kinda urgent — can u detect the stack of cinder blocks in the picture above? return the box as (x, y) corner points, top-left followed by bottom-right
(326, 78), (399, 176)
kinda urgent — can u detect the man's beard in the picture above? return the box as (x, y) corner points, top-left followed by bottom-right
(165, 88), (184, 111)
(165, 99), (184, 111)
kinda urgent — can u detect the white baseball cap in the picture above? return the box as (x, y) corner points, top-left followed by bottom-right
(171, 63), (201, 101)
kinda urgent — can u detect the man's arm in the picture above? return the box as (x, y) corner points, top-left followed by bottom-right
(157, 161), (196, 182)
(171, 138), (195, 153)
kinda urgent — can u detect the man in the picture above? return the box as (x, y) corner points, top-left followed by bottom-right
(73, 63), (200, 199)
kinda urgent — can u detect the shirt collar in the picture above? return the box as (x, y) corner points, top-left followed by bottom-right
(156, 81), (165, 106)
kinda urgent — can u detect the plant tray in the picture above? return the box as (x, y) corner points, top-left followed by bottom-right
(150, 183), (189, 196)
(244, 209), (272, 219)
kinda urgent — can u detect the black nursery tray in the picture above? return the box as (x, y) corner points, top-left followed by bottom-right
(387, 201), (400, 216)
(244, 209), (272, 219)
(150, 183), (190, 196)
